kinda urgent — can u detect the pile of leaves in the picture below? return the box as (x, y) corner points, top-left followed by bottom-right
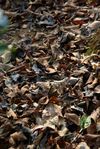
(0, 0), (100, 148)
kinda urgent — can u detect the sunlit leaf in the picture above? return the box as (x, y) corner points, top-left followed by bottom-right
(80, 115), (91, 129)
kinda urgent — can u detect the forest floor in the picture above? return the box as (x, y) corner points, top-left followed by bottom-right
(0, 0), (100, 149)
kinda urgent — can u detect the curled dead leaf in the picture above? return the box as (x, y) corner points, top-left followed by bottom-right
(38, 96), (49, 105)
(65, 113), (80, 126)
(7, 108), (17, 119)
(9, 132), (27, 145)
(21, 85), (29, 95)
(89, 107), (100, 122)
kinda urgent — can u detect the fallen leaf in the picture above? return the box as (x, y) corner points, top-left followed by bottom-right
(80, 115), (91, 129)
(9, 132), (27, 145)
(89, 107), (100, 122)
(7, 108), (17, 119)
(65, 113), (80, 126)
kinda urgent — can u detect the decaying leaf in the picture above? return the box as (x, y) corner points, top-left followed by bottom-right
(0, 0), (100, 148)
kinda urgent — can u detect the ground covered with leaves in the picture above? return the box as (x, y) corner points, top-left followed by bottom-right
(0, 0), (100, 149)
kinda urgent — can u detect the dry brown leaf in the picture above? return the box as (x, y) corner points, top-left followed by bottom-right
(7, 108), (17, 119)
(9, 132), (27, 145)
(88, 78), (98, 89)
(89, 107), (100, 122)
(65, 113), (80, 125)
(87, 123), (96, 134)
(36, 81), (50, 92)
(85, 134), (100, 140)
(94, 85), (100, 94)
(38, 96), (49, 105)
(0, 1), (100, 148)
(21, 85), (29, 95)
(72, 18), (86, 25)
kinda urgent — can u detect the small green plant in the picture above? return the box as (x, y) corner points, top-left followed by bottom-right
(80, 115), (91, 130)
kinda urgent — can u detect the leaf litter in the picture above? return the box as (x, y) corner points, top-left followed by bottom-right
(0, 0), (100, 148)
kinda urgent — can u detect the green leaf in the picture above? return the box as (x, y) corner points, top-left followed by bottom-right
(10, 46), (17, 56)
(80, 115), (91, 129)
